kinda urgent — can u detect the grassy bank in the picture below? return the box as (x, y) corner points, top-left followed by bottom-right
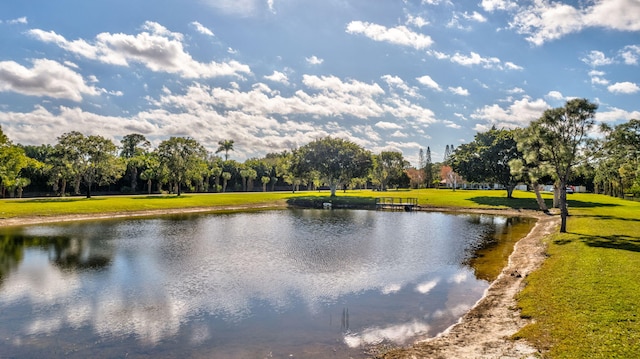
(0, 192), (301, 218)
(0, 188), (545, 219)
(515, 194), (640, 358)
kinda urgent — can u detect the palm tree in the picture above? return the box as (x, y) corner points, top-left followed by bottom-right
(216, 139), (235, 161)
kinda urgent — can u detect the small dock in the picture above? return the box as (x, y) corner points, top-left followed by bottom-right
(375, 197), (419, 211)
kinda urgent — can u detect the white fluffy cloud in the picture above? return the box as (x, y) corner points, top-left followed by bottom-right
(608, 82), (640, 94)
(305, 55), (323, 65)
(481, 0), (518, 12)
(596, 107), (640, 122)
(545, 90), (564, 101)
(620, 45), (640, 65)
(191, 21), (214, 36)
(0, 59), (99, 101)
(581, 50), (614, 67)
(432, 51), (522, 70)
(264, 71), (289, 85)
(28, 22), (251, 79)
(346, 21), (433, 50)
(416, 75), (442, 91)
(471, 97), (550, 128)
(510, 0), (640, 46)
(7, 16), (28, 25)
(448, 86), (469, 96)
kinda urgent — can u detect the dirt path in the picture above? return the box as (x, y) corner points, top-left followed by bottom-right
(0, 205), (559, 358)
(375, 208), (559, 359)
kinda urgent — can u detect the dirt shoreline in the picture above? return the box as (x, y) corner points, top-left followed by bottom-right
(375, 207), (559, 359)
(0, 205), (558, 358)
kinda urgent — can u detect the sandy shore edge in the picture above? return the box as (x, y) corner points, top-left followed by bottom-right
(0, 205), (558, 358)
(375, 207), (558, 359)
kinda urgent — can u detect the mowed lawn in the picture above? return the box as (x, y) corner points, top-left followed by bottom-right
(2, 189), (640, 357)
(0, 188), (543, 219)
(516, 193), (640, 358)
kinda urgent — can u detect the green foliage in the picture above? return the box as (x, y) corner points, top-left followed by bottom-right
(521, 98), (598, 232)
(0, 126), (43, 197)
(157, 137), (207, 196)
(371, 151), (409, 190)
(449, 127), (522, 198)
(592, 119), (640, 197)
(295, 137), (372, 196)
(216, 139), (234, 161)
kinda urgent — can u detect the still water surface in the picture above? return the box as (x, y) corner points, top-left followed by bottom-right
(0, 209), (533, 358)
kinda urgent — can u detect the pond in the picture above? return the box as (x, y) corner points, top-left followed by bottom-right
(0, 209), (534, 358)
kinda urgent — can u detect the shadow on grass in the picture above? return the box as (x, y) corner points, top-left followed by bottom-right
(566, 199), (621, 208)
(578, 234), (640, 252)
(131, 195), (189, 200)
(571, 214), (640, 223)
(287, 196), (377, 209)
(554, 231), (640, 253)
(469, 196), (548, 210)
(17, 197), (106, 203)
(470, 196), (621, 210)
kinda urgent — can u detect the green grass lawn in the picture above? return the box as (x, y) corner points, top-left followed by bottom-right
(515, 194), (640, 358)
(3, 188), (640, 358)
(0, 188), (543, 219)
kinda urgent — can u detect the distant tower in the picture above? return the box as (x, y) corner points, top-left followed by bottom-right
(444, 144), (451, 162)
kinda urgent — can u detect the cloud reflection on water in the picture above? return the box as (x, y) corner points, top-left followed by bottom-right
(0, 210), (504, 351)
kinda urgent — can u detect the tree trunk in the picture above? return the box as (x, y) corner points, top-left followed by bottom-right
(60, 179), (67, 197)
(532, 182), (549, 213)
(74, 177), (81, 195)
(329, 182), (337, 197)
(131, 167), (138, 193)
(506, 185), (515, 199)
(86, 181), (92, 199)
(559, 179), (568, 233)
(147, 179), (152, 194)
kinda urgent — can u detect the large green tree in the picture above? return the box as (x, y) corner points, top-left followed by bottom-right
(510, 128), (554, 212)
(371, 151), (409, 191)
(0, 127), (40, 198)
(157, 137), (207, 196)
(449, 127), (522, 198)
(295, 137), (372, 196)
(53, 132), (125, 198)
(524, 98), (598, 233)
(47, 135), (79, 196)
(593, 119), (640, 197)
(120, 133), (151, 193)
(139, 151), (162, 194)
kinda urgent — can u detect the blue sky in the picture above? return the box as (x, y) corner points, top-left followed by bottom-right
(1, 0), (639, 164)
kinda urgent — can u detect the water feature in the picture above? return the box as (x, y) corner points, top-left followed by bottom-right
(0, 209), (533, 358)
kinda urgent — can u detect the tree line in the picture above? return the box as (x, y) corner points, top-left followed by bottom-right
(2, 98), (636, 229)
(448, 98), (639, 232)
(0, 131), (434, 199)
